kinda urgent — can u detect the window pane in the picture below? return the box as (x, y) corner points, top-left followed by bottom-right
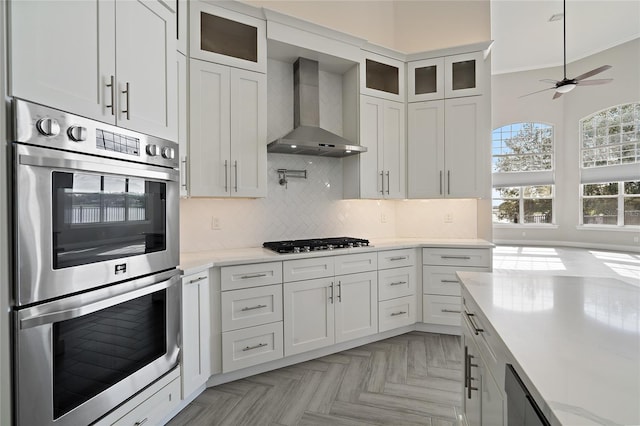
(523, 199), (552, 223)
(523, 185), (552, 198)
(583, 183), (618, 196)
(496, 187), (520, 198)
(492, 122), (553, 173)
(493, 199), (519, 224)
(624, 197), (640, 225)
(583, 198), (618, 225)
(624, 181), (640, 195)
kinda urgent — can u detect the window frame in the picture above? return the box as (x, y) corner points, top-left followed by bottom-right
(579, 181), (640, 228)
(493, 185), (555, 226)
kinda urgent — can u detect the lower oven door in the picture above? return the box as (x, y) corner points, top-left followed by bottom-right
(15, 269), (180, 426)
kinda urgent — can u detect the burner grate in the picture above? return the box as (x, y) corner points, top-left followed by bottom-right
(263, 237), (370, 254)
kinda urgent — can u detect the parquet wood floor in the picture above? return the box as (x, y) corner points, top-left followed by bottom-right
(168, 332), (463, 426)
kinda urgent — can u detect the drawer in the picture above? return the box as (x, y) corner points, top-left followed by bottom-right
(378, 248), (416, 269)
(378, 266), (415, 301)
(334, 252), (377, 275)
(222, 322), (283, 372)
(283, 257), (334, 282)
(221, 284), (283, 331)
(221, 261), (282, 291)
(423, 266), (489, 296)
(111, 376), (180, 426)
(423, 295), (461, 326)
(422, 248), (490, 268)
(378, 295), (416, 332)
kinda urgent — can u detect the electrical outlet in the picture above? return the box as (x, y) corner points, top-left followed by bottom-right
(211, 217), (221, 230)
(380, 213), (388, 223)
(522, 231), (527, 237)
(444, 213), (453, 223)
(634, 236), (639, 243)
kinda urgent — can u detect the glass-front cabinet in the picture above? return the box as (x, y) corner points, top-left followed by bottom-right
(361, 51), (406, 102)
(190, 1), (266, 73)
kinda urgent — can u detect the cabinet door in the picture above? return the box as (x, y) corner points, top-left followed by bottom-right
(10, 0), (115, 124)
(189, 59), (231, 197)
(408, 57), (445, 102)
(230, 69), (267, 198)
(407, 100), (445, 198)
(445, 51), (485, 98)
(116, 0), (177, 141)
(445, 97), (487, 198)
(334, 271), (378, 343)
(359, 95), (384, 198)
(283, 278), (334, 356)
(382, 100), (406, 199)
(177, 52), (189, 197)
(482, 366), (505, 426)
(361, 52), (405, 102)
(181, 272), (211, 398)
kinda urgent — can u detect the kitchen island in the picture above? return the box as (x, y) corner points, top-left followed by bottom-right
(458, 272), (640, 426)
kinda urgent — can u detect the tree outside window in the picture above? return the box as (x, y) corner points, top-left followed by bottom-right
(582, 181), (640, 226)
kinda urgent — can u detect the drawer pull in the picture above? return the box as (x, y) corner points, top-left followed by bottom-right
(243, 342), (268, 352)
(390, 281), (407, 286)
(441, 279), (459, 284)
(134, 418), (149, 426)
(464, 311), (484, 335)
(441, 309), (461, 314)
(390, 311), (407, 317)
(240, 273), (268, 279)
(241, 304), (268, 312)
(188, 275), (207, 284)
(389, 256), (408, 261)
(441, 255), (471, 260)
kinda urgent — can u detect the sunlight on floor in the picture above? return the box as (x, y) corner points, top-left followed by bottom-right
(493, 255), (566, 271)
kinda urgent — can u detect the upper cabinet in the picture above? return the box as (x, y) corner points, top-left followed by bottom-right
(10, 0), (177, 141)
(190, 1), (267, 73)
(408, 51), (485, 102)
(360, 51), (406, 103)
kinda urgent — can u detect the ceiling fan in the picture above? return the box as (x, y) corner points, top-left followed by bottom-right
(521, 0), (613, 100)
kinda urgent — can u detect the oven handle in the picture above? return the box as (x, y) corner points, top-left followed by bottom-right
(19, 153), (179, 182)
(19, 277), (177, 330)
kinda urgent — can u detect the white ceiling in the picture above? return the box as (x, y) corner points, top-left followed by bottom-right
(490, 0), (640, 75)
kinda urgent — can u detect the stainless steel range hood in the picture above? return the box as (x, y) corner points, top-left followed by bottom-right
(267, 58), (366, 158)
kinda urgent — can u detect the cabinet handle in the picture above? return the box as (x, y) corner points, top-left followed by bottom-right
(187, 275), (207, 284)
(464, 346), (469, 390)
(440, 279), (459, 284)
(385, 171), (390, 195)
(389, 256), (408, 261)
(240, 273), (267, 279)
(439, 170), (443, 195)
(390, 311), (407, 317)
(329, 282), (334, 304)
(122, 82), (130, 120)
(224, 160), (228, 193)
(234, 160), (238, 192)
(390, 281), (407, 286)
(241, 304), (268, 312)
(181, 157), (188, 190)
(464, 311), (484, 335)
(337, 281), (342, 302)
(134, 418), (148, 426)
(106, 75), (115, 116)
(447, 170), (450, 195)
(242, 342), (268, 352)
(467, 353), (479, 398)
(441, 255), (471, 260)
(441, 309), (461, 314)
(380, 171), (385, 194)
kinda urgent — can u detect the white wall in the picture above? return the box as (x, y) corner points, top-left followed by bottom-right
(492, 39), (640, 251)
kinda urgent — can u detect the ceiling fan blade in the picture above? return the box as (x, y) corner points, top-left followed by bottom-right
(519, 87), (556, 99)
(574, 65), (612, 81)
(577, 78), (613, 86)
(540, 79), (559, 84)
(553, 91), (564, 100)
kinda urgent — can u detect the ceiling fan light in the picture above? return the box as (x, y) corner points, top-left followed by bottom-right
(556, 83), (576, 93)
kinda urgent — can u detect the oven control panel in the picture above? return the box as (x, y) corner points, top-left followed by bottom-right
(14, 98), (179, 169)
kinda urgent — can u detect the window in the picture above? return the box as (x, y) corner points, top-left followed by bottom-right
(492, 122), (555, 225)
(493, 185), (553, 224)
(581, 181), (640, 226)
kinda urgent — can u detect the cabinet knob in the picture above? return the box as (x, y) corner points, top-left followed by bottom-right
(146, 144), (159, 156)
(161, 146), (175, 159)
(67, 126), (87, 142)
(36, 118), (60, 137)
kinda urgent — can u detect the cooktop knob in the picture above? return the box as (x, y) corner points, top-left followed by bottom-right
(36, 118), (60, 137)
(67, 125), (87, 142)
(146, 144), (159, 156)
(303, 246), (311, 252)
(161, 146), (175, 159)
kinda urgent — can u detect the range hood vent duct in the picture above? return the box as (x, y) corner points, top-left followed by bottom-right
(267, 58), (366, 158)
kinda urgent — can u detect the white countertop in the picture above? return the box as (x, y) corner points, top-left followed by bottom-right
(458, 272), (640, 426)
(179, 238), (494, 275)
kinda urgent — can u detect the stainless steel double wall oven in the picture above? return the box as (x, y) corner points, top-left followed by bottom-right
(12, 99), (181, 426)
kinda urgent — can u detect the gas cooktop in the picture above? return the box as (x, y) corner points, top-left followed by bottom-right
(263, 237), (370, 254)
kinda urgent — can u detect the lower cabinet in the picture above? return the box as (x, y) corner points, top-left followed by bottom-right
(181, 270), (211, 398)
(379, 295), (416, 332)
(283, 271), (378, 356)
(222, 322), (284, 372)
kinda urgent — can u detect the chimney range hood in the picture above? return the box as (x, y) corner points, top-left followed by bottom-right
(267, 58), (366, 158)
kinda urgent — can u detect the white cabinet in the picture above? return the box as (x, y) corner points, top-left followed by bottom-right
(334, 271), (378, 343)
(379, 295), (416, 332)
(189, 59), (267, 197)
(10, 0), (177, 141)
(190, 1), (266, 73)
(177, 52), (189, 197)
(408, 96), (488, 199)
(352, 95), (406, 199)
(377, 249), (417, 332)
(408, 51), (485, 102)
(360, 51), (405, 102)
(181, 270), (211, 398)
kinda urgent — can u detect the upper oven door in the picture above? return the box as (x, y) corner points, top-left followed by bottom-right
(14, 143), (179, 306)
